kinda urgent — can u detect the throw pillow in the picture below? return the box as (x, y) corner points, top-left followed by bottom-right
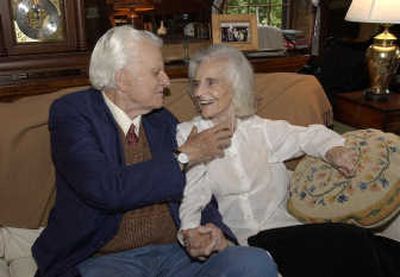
(288, 129), (400, 228)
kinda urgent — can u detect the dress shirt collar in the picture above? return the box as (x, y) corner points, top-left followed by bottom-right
(102, 92), (141, 136)
(195, 116), (240, 133)
(196, 118), (213, 131)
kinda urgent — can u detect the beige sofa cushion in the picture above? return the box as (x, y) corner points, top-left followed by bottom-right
(164, 79), (198, 122)
(288, 129), (400, 228)
(9, 257), (36, 277)
(254, 73), (332, 126)
(1, 227), (42, 263)
(0, 229), (4, 258)
(0, 86), (89, 228)
(0, 226), (41, 277)
(0, 259), (10, 277)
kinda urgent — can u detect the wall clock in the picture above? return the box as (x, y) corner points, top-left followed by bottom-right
(0, 0), (86, 55)
(13, 0), (65, 43)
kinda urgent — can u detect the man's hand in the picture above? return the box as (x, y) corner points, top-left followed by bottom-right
(325, 146), (357, 177)
(182, 223), (229, 261)
(179, 123), (233, 166)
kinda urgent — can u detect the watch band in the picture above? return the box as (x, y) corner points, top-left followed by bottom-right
(174, 150), (189, 171)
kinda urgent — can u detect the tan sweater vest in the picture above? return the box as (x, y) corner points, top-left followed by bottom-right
(98, 125), (177, 254)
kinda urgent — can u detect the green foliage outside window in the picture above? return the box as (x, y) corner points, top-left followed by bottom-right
(225, 0), (284, 28)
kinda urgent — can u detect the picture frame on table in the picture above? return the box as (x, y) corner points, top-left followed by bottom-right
(211, 14), (259, 51)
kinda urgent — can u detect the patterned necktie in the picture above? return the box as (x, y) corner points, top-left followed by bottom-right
(126, 123), (139, 146)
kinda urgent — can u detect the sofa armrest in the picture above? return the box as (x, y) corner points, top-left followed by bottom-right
(0, 259), (10, 277)
(0, 86), (89, 229)
(0, 227), (4, 259)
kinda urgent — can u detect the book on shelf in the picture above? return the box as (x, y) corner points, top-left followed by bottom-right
(245, 49), (286, 58)
(282, 29), (309, 50)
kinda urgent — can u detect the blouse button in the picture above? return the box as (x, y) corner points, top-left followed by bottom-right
(244, 214), (252, 219)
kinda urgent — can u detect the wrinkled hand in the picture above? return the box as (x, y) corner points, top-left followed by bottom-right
(179, 123), (233, 166)
(182, 223), (229, 261)
(325, 146), (357, 177)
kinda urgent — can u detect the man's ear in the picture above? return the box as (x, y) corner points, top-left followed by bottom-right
(114, 69), (124, 91)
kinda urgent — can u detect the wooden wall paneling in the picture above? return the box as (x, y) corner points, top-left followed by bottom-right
(250, 54), (310, 73)
(154, 0), (212, 14)
(0, 14), (6, 56)
(84, 0), (112, 49)
(0, 53), (90, 100)
(74, 0), (89, 50)
(288, 0), (314, 43)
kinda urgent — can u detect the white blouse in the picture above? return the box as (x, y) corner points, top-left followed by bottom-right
(177, 115), (345, 245)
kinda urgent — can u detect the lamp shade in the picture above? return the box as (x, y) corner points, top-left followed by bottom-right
(113, 0), (155, 12)
(345, 0), (400, 24)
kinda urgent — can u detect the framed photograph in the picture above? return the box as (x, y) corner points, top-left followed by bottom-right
(212, 14), (258, 51)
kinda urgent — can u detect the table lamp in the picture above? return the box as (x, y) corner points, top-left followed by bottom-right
(345, 0), (400, 99)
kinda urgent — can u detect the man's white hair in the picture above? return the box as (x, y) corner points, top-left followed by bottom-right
(89, 25), (162, 91)
(188, 45), (256, 117)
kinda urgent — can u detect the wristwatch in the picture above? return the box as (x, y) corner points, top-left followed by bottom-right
(174, 150), (189, 171)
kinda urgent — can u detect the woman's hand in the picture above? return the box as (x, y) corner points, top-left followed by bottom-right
(325, 146), (357, 177)
(182, 223), (229, 260)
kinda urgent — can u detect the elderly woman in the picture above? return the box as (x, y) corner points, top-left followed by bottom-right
(177, 45), (400, 277)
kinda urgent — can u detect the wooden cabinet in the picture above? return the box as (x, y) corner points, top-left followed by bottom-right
(334, 91), (400, 134)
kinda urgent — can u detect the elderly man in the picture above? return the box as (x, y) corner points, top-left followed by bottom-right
(32, 26), (277, 277)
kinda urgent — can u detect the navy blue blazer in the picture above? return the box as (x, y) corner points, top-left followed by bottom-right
(32, 89), (235, 277)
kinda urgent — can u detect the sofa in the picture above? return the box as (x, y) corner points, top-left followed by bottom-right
(0, 72), (398, 277)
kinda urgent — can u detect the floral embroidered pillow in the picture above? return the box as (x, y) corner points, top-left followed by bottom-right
(288, 129), (400, 228)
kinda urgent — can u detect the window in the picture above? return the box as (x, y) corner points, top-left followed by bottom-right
(224, 0), (290, 28)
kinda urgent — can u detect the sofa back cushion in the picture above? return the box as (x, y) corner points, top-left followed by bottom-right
(164, 79), (198, 122)
(0, 86), (89, 228)
(254, 73), (332, 126)
(166, 73), (333, 127)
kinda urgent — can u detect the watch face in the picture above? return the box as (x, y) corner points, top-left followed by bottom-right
(11, 0), (65, 43)
(178, 152), (190, 164)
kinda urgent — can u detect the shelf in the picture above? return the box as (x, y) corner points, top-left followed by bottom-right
(165, 53), (310, 79)
(0, 52), (309, 101)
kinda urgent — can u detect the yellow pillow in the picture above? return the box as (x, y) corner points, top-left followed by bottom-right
(288, 129), (400, 228)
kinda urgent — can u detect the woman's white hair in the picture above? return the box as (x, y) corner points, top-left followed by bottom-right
(188, 44), (256, 117)
(89, 25), (162, 91)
